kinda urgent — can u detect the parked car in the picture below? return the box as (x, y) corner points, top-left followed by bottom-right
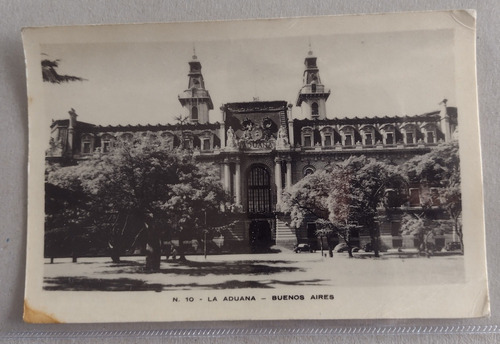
(362, 242), (388, 253)
(445, 241), (462, 251)
(294, 243), (314, 253)
(333, 243), (359, 253)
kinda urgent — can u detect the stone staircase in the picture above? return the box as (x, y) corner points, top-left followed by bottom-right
(275, 219), (297, 249)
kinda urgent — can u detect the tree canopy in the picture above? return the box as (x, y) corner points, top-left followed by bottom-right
(280, 156), (403, 257)
(403, 139), (460, 187)
(42, 58), (86, 83)
(401, 139), (462, 253)
(46, 136), (232, 270)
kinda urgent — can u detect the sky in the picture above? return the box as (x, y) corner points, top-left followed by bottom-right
(42, 29), (456, 126)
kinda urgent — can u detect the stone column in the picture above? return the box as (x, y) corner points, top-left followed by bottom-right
(235, 160), (241, 205)
(286, 160), (292, 188)
(220, 122), (226, 149)
(220, 106), (226, 149)
(287, 104), (294, 145)
(67, 108), (77, 156)
(439, 99), (450, 142)
(223, 160), (231, 192)
(275, 158), (282, 206)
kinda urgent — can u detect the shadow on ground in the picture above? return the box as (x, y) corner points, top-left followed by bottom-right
(104, 259), (302, 276)
(43, 276), (328, 291)
(43, 258), (325, 291)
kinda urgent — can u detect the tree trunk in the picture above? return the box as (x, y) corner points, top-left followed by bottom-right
(177, 229), (187, 262)
(145, 222), (161, 271)
(109, 241), (122, 263)
(70, 226), (78, 263)
(326, 236), (334, 257)
(110, 213), (131, 264)
(369, 224), (380, 257)
(371, 234), (380, 257)
(111, 250), (121, 263)
(455, 218), (464, 255)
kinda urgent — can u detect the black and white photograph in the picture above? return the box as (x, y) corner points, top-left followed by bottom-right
(23, 11), (488, 322)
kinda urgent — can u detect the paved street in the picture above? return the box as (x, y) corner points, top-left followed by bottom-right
(43, 247), (465, 292)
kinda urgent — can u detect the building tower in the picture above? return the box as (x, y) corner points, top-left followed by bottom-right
(178, 50), (214, 124)
(296, 46), (330, 119)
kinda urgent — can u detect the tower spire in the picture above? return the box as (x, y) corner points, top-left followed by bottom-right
(192, 44), (197, 60)
(296, 45), (331, 119)
(178, 50), (214, 124)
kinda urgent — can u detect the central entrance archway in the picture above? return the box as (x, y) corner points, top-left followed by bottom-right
(247, 165), (272, 214)
(249, 220), (272, 252)
(247, 165), (273, 252)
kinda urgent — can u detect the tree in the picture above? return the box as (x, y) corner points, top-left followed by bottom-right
(42, 57), (86, 83)
(47, 135), (233, 270)
(400, 213), (445, 257)
(44, 182), (96, 263)
(281, 156), (403, 257)
(402, 140), (462, 253)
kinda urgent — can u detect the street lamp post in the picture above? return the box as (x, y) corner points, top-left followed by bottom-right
(204, 211), (207, 259)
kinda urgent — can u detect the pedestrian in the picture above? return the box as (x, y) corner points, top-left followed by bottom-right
(165, 242), (172, 260)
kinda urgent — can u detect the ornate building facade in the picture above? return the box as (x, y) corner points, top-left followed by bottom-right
(47, 48), (458, 253)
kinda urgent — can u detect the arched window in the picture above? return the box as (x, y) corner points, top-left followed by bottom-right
(339, 126), (355, 146)
(101, 134), (114, 153)
(120, 133), (133, 142)
(420, 123), (437, 144)
(380, 124), (396, 145)
(301, 127), (314, 147)
(401, 123), (417, 145)
(247, 165), (272, 214)
(320, 126), (334, 147)
(191, 106), (198, 123)
(359, 125), (376, 146)
(81, 134), (93, 154)
(427, 131), (435, 144)
(311, 102), (319, 118)
(160, 132), (175, 150)
(303, 165), (316, 176)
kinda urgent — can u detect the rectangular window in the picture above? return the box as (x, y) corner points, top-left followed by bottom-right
(103, 141), (110, 153)
(430, 188), (441, 206)
(427, 132), (434, 143)
(409, 188), (420, 207)
(304, 135), (312, 147)
(386, 133), (394, 145)
(365, 133), (373, 145)
(406, 132), (414, 144)
(324, 135), (332, 146)
(58, 128), (67, 145)
(202, 138), (210, 150)
(344, 134), (352, 146)
(83, 142), (91, 154)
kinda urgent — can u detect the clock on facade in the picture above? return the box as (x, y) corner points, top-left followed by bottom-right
(252, 127), (263, 140)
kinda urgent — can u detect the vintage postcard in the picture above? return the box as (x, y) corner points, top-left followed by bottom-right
(23, 11), (488, 323)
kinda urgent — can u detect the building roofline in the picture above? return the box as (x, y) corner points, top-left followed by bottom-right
(293, 111), (442, 126)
